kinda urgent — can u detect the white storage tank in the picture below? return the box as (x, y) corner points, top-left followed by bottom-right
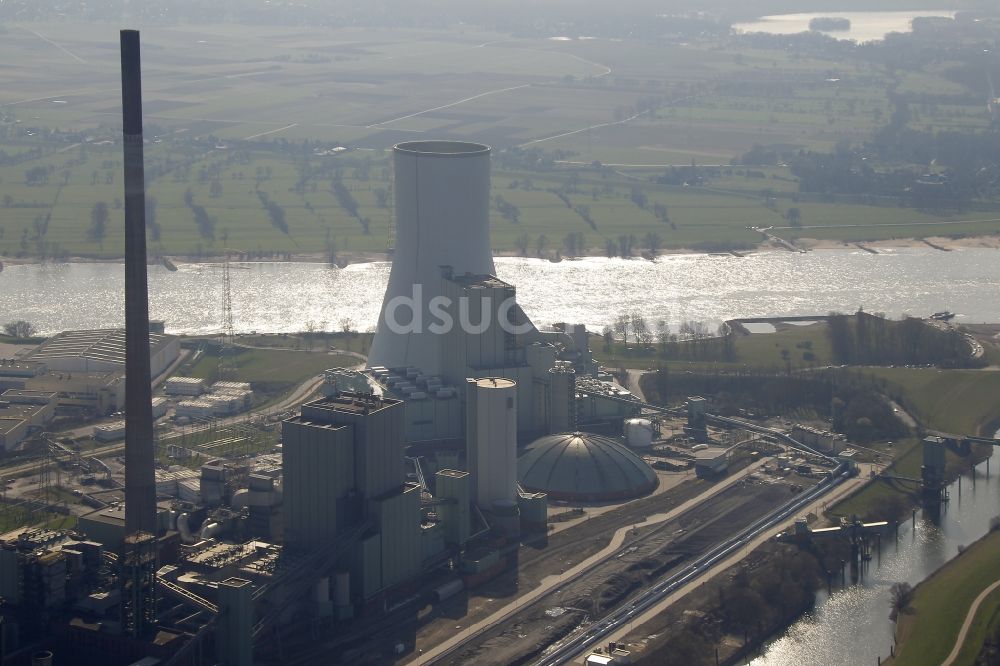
(624, 418), (654, 449)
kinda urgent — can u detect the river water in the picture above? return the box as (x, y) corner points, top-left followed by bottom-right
(746, 458), (999, 665)
(1, 247), (999, 337)
(734, 10), (957, 43)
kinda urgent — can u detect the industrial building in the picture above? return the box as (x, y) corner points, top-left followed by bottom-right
(27, 328), (179, 378)
(518, 432), (659, 502)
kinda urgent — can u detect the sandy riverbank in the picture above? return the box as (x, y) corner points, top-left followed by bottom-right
(3, 234), (999, 268)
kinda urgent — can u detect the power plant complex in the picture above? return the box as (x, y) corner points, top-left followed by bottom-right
(0, 36), (654, 666)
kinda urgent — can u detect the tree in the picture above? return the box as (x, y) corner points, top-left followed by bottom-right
(3, 320), (36, 338)
(146, 195), (161, 243)
(514, 233), (529, 256)
(536, 234), (548, 258)
(88, 201), (109, 247)
(786, 207), (802, 227)
(614, 312), (630, 347)
(644, 232), (662, 254)
(889, 582), (913, 622)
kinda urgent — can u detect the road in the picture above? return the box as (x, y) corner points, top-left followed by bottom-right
(941, 577), (1000, 666)
(409, 458), (769, 665)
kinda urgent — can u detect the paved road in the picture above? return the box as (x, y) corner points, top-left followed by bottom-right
(409, 459), (769, 665)
(941, 578), (1000, 666)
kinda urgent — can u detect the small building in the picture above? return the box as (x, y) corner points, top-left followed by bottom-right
(0, 416), (29, 452)
(0, 360), (48, 391)
(175, 399), (217, 420)
(693, 449), (729, 478)
(22, 371), (126, 415)
(151, 396), (169, 419)
(792, 425), (844, 454)
(93, 420), (126, 442)
(165, 377), (207, 397)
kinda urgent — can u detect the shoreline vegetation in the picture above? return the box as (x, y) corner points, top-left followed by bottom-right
(2, 233), (999, 268)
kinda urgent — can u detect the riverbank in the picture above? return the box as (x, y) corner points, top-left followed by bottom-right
(888, 525), (1000, 666)
(2, 234), (998, 268)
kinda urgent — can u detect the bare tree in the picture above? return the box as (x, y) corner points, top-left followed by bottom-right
(3, 320), (36, 338)
(889, 582), (913, 622)
(614, 313), (630, 347)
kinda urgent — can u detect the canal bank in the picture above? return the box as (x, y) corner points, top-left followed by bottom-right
(742, 452), (999, 666)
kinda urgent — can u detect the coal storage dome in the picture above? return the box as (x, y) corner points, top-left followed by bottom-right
(518, 432), (658, 502)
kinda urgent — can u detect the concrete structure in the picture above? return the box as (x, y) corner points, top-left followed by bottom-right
(150, 396), (168, 419)
(466, 378), (517, 508)
(434, 469), (470, 546)
(548, 362), (576, 434)
(518, 432), (658, 502)
(693, 449), (729, 478)
(164, 377), (206, 397)
(27, 329), (178, 378)
(17, 371), (125, 415)
(0, 360), (47, 391)
(369, 141), (494, 375)
(121, 29), (158, 538)
(216, 577), (253, 666)
(0, 390), (56, 428)
(94, 420), (127, 442)
(175, 399), (217, 420)
(282, 393), (405, 550)
(792, 424), (845, 454)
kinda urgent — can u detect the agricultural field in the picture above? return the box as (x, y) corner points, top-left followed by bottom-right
(1, 21), (998, 260)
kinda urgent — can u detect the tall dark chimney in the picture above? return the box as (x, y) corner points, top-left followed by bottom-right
(120, 29), (157, 536)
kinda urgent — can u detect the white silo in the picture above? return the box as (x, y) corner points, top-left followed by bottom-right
(466, 377), (517, 507)
(624, 418), (654, 449)
(369, 141), (494, 375)
(548, 361), (576, 434)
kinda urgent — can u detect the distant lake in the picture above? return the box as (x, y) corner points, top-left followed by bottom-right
(734, 10), (956, 43)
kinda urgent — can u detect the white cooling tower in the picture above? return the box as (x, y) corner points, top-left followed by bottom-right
(368, 141), (495, 374)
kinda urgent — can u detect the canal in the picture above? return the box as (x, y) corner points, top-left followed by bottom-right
(745, 453), (999, 665)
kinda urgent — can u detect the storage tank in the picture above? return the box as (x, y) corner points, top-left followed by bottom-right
(466, 377), (517, 507)
(369, 141), (494, 376)
(548, 362), (576, 434)
(624, 418), (654, 449)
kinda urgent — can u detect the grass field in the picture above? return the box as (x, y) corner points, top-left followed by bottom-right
(183, 345), (356, 394)
(1, 22), (997, 260)
(863, 367), (1000, 436)
(893, 529), (1000, 666)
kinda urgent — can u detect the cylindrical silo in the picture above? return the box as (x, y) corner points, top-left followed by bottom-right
(548, 362), (576, 434)
(466, 377), (517, 507)
(369, 141), (495, 375)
